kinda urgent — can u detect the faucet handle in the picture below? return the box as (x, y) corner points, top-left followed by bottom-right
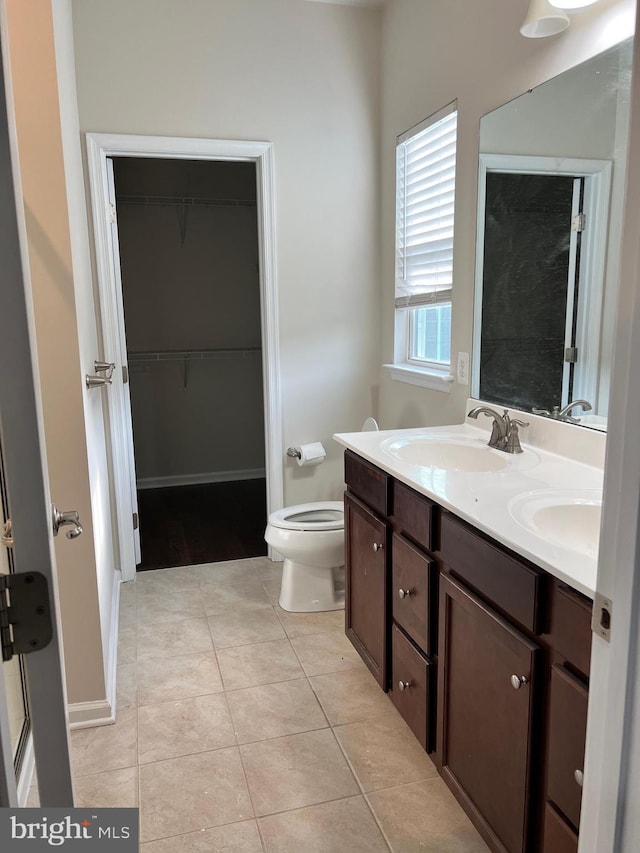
(532, 408), (550, 417)
(509, 417), (529, 428)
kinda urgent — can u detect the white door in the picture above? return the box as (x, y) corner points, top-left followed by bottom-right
(0, 34), (73, 806)
(104, 157), (141, 575)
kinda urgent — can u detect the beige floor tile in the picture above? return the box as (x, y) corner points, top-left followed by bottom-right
(200, 578), (273, 616)
(119, 604), (138, 629)
(227, 678), (327, 744)
(140, 820), (263, 852)
(136, 566), (200, 593)
(139, 747), (253, 843)
(138, 693), (236, 763)
(27, 787), (39, 807)
(216, 638), (303, 691)
(74, 766), (138, 808)
(262, 577), (282, 605)
(136, 588), (205, 625)
(118, 626), (137, 665)
(137, 652), (223, 706)
(309, 668), (393, 725)
(275, 606), (345, 638)
(367, 778), (489, 853)
(117, 663), (137, 711)
(137, 618), (213, 659)
(120, 581), (136, 609)
(71, 709), (137, 778)
(240, 728), (358, 816)
(256, 558), (283, 582)
(291, 630), (365, 676)
(197, 560), (259, 587)
(334, 713), (439, 792)
(259, 796), (389, 853)
(208, 608), (285, 649)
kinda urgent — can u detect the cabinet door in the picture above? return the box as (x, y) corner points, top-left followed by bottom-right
(438, 574), (542, 853)
(345, 492), (389, 689)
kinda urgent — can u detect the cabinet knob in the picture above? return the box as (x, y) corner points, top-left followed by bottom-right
(510, 674), (529, 690)
(574, 769), (584, 788)
(398, 588), (412, 600)
(372, 542), (384, 552)
(398, 680), (412, 692)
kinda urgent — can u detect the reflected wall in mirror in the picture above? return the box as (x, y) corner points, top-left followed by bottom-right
(472, 38), (633, 430)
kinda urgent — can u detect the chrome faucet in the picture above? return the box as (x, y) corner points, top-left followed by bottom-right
(467, 406), (529, 454)
(532, 399), (592, 424)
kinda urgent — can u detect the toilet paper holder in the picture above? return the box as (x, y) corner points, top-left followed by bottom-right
(286, 447), (302, 459)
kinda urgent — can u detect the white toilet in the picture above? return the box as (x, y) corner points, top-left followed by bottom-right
(265, 501), (345, 612)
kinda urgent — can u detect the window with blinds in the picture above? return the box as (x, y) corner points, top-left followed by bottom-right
(395, 102), (457, 368)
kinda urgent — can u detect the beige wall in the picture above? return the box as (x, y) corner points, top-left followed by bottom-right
(72, 0), (382, 505)
(3, 0), (112, 706)
(379, 0), (635, 430)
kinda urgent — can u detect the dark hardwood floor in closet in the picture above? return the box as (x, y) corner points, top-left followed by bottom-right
(136, 478), (268, 571)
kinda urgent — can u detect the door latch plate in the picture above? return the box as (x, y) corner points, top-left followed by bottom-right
(592, 591), (612, 642)
(0, 571), (53, 662)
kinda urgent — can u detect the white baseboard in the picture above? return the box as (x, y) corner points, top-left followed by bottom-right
(137, 468), (266, 490)
(17, 734), (35, 806)
(68, 699), (115, 730)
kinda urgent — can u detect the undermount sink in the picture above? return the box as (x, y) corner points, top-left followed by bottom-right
(509, 490), (602, 558)
(381, 436), (511, 472)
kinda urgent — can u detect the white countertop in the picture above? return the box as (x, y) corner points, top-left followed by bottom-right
(334, 414), (604, 599)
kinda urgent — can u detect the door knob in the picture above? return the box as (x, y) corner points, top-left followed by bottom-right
(372, 542), (384, 552)
(51, 506), (83, 540)
(398, 588), (412, 599)
(510, 674), (529, 690)
(398, 680), (412, 692)
(574, 769), (584, 788)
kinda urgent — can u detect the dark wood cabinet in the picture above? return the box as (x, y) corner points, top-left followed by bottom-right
(438, 574), (542, 853)
(344, 491), (389, 689)
(342, 449), (593, 853)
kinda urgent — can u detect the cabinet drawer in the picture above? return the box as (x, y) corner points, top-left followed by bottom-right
(392, 534), (436, 655)
(440, 513), (544, 633)
(542, 803), (578, 853)
(390, 623), (433, 752)
(547, 665), (588, 831)
(393, 481), (436, 552)
(549, 584), (592, 679)
(344, 450), (391, 517)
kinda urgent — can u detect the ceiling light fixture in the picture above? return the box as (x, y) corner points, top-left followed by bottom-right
(520, 0), (570, 38)
(548, 0), (600, 8)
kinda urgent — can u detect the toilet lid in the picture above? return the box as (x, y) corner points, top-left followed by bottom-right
(268, 501), (344, 531)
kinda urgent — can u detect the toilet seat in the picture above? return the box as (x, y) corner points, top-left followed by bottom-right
(268, 501), (344, 531)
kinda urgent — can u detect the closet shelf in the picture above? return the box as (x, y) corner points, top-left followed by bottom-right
(118, 194), (256, 209)
(128, 348), (261, 363)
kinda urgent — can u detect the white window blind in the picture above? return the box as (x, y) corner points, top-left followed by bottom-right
(395, 102), (457, 308)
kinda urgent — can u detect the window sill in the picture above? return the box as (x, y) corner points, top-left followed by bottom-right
(383, 363), (455, 393)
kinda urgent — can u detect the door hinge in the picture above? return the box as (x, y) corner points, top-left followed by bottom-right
(0, 572), (53, 662)
(122, 365), (129, 384)
(108, 203), (117, 224)
(564, 346), (579, 363)
(592, 592), (612, 642)
(572, 212), (586, 233)
(133, 512), (139, 530)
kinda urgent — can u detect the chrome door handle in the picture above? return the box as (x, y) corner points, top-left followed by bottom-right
(510, 674), (529, 690)
(372, 542), (384, 552)
(51, 505), (83, 540)
(86, 360), (115, 389)
(398, 680), (412, 692)
(398, 588), (412, 599)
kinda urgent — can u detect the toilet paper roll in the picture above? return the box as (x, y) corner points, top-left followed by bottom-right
(295, 442), (326, 467)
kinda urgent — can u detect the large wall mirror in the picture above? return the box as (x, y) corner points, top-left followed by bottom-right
(472, 38), (633, 430)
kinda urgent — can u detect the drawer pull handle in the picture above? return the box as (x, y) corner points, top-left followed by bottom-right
(398, 588), (412, 600)
(398, 680), (412, 692)
(372, 542), (384, 552)
(574, 769), (584, 788)
(510, 674), (529, 690)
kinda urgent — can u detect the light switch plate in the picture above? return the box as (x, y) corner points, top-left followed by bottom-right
(457, 352), (470, 385)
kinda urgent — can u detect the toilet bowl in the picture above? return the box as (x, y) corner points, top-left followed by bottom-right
(265, 501), (344, 612)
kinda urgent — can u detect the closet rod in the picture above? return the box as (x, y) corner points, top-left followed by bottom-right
(117, 194), (256, 209)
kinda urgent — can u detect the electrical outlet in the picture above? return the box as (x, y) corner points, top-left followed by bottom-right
(457, 352), (470, 385)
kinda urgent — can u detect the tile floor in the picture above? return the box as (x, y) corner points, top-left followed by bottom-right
(65, 558), (489, 851)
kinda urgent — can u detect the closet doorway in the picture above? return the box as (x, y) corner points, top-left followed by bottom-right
(86, 134), (283, 581)
(113, 157), (266, 570)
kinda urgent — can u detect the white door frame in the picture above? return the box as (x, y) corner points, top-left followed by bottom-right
(472, 154), (612, 413)
(0, 7), (72, 805)
(85, 133), (283, 581)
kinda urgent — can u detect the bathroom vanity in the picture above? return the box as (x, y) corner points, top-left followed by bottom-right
(335, 414), (603, 853)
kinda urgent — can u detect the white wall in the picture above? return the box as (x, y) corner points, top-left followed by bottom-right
(71, 0), (382, 505)
(379, 0), (636, 430)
